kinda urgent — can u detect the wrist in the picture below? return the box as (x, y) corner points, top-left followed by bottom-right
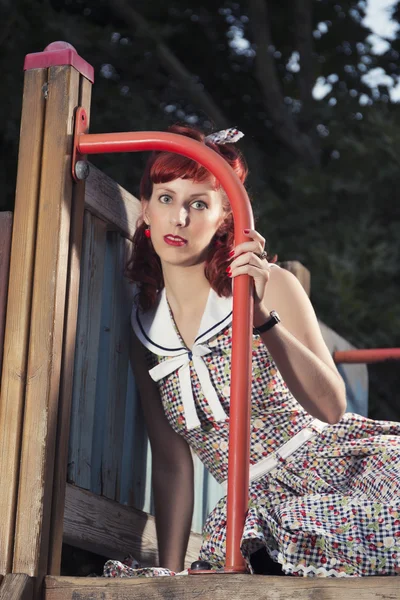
(253, 304), (270, 328)
(253, 309), (281, 335)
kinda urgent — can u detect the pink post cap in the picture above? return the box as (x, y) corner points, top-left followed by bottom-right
(24, 41), (94, 83)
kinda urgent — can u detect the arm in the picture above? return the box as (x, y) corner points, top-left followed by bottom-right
(229, 232), (346, 424)
(129, 331), (194, 572)
(254, 266), (346, 424)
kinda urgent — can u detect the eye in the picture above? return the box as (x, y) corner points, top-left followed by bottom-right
(191, 200), (208, 210)
(159, 194), (172, 204)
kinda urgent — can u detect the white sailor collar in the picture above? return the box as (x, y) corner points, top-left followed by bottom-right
(131, 286), (233, 357)
(131, 287), (233, 430)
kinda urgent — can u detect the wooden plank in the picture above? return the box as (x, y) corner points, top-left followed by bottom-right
(101, 234), (130, 501)
(119, 265), (152, 511)
(119, 345), (140, 507)
(118, 349), (153, 511)
(279, 260), (310, 296)
(0, 67), (47, 576)
(192, 452), (207, 534)
(0, 573), (34, 600)
(13, 65), (80, 578)
(90, 235), (116, 497)
(84, 164), (141, 238)
(48, 75), (93, 576)
(44, 574), (400, 600)
(63, 484), (202, 568)
(67, 212), (108, 489)
(0, 212), (13, 375)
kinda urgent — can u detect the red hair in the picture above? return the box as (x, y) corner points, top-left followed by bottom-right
(126, 124), (273, 312)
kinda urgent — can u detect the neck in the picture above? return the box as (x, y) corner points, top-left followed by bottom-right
(162, 263), (211, 315)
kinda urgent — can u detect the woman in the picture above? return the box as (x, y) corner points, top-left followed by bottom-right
(106, 125), (400, 578)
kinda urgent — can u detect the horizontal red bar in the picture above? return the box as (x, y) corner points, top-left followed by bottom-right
(333, 348), (400, 364)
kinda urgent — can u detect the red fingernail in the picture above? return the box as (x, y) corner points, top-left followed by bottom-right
(229, 250), (235, 257)
(243, 228), (250, 234)
(226, 266), (231, 274)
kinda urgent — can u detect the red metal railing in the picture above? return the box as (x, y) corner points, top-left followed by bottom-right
(75, 114), (254, 572)
(334, 348), (400, 364)
(74, 113), (400, 572)
(75, 120), (400, 571)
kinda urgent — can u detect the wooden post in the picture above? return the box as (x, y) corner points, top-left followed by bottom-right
(0, 66), (47, 576)
(47, 75), (92, 577)
(0, 574), (34, 600)
(0, 42), (93, 593)
(12, 47), (93, 586)
(0, 212), (13, 376)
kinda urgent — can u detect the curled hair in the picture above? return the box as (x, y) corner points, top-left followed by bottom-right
(126, 124), (273, 312)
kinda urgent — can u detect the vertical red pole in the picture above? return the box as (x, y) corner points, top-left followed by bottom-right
(225, 272), (254, 571)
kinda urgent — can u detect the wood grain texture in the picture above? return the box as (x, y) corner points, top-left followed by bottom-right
(278, 260), (311, 296)
(84, 164), (141, 238)
(0, 68), (47, 575)
(13, 65), (80, 577)
(44, 574), (400, 600)
(101, 234), (130, 502)
(67, 212), (107, 489)
(0, 573), (34, 600)
(0, 212), (13, 376)
(63, 484), (202, 568)
(48, 75), (93, 576)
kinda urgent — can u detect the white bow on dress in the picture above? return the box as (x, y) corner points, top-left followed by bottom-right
(131, 287), (233, 430)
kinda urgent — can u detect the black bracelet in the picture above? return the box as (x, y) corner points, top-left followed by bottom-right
(253, 310), (281, 335)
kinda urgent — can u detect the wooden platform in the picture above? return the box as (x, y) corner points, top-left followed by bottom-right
(44, 575), (400, 600)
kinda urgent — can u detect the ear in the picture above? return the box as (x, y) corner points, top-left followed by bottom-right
(141, 199), (150, 225)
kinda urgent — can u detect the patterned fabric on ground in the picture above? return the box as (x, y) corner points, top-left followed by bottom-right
(131, 283), (400, 577)
(104, 559), (188, 578)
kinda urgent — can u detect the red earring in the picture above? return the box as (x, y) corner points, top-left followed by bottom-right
(144, 227), (151, 238)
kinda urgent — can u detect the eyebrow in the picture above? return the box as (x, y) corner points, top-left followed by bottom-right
(158, 188), (212, 199)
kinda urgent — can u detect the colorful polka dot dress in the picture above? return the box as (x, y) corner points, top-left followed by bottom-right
(128, 272), (400, 578)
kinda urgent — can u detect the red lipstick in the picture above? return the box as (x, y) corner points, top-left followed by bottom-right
(164, 235), (187, 247)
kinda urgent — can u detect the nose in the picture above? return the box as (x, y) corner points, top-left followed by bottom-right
(170, 206), (188, 227)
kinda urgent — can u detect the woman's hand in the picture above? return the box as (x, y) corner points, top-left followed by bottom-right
(227, 228), (271, 323)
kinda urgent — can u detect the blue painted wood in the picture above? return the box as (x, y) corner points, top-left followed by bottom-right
(119, 362), (137, 507)
(68, 213), (107, 488)
(101, 234), (129, 501)
(90, 232), (115, 497)
(192, 454), (206, 534)
(120, 361), (152, 511)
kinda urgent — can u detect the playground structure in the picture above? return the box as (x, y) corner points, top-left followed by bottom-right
(0, 42), (399, 599)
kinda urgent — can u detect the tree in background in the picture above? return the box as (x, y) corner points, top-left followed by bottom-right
(1, 0), (400, 418)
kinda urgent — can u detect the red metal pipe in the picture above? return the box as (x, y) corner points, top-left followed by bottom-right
(78, 129), (253, 572)
(334, 348), (400, 364)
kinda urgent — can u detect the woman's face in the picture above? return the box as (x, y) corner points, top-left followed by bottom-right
(142, 177), (226, 268)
